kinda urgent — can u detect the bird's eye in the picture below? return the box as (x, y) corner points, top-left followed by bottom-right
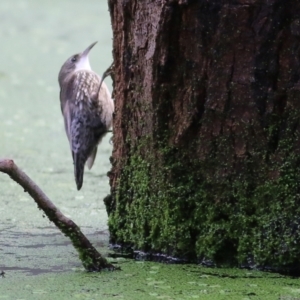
(71, 56), (77, 62)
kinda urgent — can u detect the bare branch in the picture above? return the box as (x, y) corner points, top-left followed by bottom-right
(0, 158), (116, 272)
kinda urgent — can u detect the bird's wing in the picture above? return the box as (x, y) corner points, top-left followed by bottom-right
(62, 100), (72, 147)
(60, 71), (108, 189)
(61, 71), (103, 142)
(97, 80), (114, 129)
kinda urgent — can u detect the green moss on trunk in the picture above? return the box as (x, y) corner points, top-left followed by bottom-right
(107, 107), (300, 267)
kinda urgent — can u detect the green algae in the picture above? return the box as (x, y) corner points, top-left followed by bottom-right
(1, 261), (300, 300)
(0, 0), (112, 286)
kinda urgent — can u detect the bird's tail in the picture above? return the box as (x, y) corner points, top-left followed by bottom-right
(73, 152), (86, 190)
(86, 147), (98, 170)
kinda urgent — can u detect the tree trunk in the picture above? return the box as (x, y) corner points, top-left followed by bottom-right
(106, 0), (300, 267)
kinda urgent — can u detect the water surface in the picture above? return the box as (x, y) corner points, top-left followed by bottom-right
(0, 0), (113, 272)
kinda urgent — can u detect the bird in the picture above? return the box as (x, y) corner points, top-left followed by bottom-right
(58, 42), (114, 190)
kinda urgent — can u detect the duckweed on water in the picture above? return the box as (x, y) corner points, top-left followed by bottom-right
(1, 261), (300, 300)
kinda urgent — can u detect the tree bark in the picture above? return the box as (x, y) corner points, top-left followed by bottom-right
(0, 159), (115, 272)
(107, 0), (300, 267)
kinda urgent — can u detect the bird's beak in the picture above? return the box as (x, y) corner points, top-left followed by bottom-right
(82, 41), (97, 58)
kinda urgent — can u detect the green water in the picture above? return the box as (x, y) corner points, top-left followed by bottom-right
(0, 0), (112, 286)
(0, 1), (300, 299)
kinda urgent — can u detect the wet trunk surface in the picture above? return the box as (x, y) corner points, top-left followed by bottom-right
(107, 0), (300, 267)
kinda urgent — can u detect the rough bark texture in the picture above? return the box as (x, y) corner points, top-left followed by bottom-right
(107, 0), (300, 267)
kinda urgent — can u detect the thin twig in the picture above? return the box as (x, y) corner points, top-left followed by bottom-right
(0, 158), (117, 272)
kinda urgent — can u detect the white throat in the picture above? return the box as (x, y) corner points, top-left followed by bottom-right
(75, 56), (92, 71)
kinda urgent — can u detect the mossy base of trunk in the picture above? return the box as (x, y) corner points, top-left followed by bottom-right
(107, 111), (300, 268)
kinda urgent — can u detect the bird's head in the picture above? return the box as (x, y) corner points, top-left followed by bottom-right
(58, 41), (97, 86)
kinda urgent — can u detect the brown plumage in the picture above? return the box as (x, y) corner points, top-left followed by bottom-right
(58, 42), (114, 190)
